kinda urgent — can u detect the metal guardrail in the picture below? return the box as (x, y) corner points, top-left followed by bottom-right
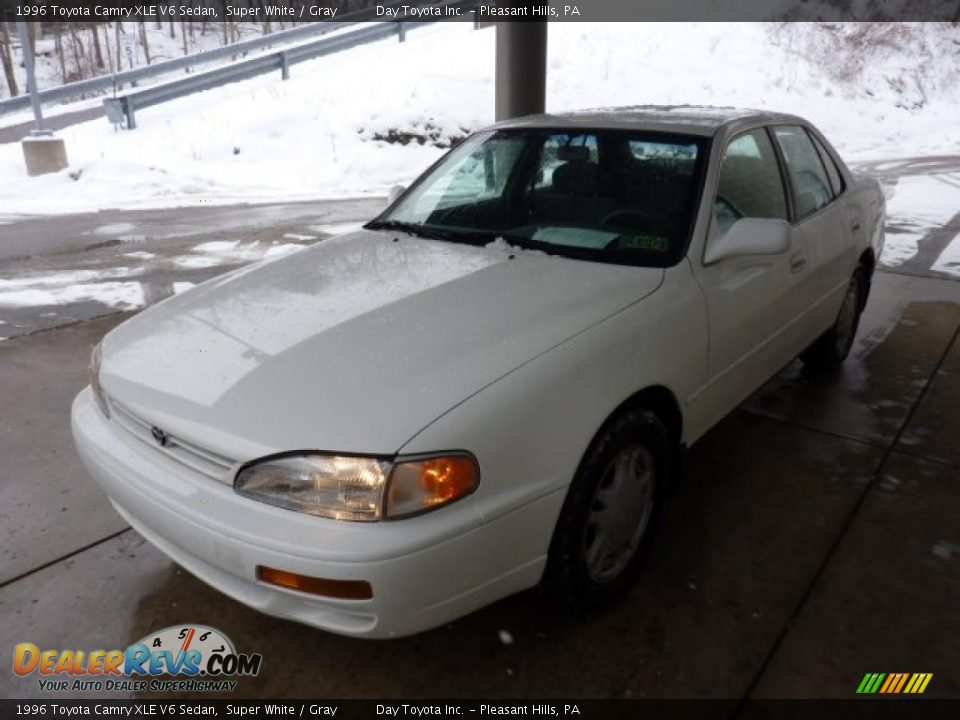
(103, 21), (429, 129)
(0, 22), (353, 118)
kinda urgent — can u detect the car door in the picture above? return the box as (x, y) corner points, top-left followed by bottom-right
(771, 125), (853, 335)
(689, 126), (815, 435)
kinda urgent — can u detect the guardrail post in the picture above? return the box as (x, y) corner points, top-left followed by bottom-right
(125, 99), (137, 130)
(280, 52), (290, 80)
(103, 98), (125, 126)
(398, 22), (405, 43)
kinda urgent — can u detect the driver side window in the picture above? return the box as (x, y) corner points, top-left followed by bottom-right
(714, 129), (788, 236)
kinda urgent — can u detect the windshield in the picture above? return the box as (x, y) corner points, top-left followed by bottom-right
(371, 128), (708, 266)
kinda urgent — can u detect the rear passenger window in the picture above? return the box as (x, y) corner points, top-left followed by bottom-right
(808, 132), (845, 197)
(714, 129), (788, 236)
(773, 125), (834, 220)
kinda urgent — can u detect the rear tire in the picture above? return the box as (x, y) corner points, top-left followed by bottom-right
(543, 409), (667, 609)
(802, 267), (865, 369)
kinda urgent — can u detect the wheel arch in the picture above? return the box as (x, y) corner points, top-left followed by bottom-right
(608, 384), (684, 451)
(562, 383), (684, 502)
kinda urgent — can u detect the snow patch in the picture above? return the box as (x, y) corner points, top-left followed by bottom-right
(173, 239), (303, 269)
(881, 172), (960, 270)
(91, 223), (136, 235)
(0, 282), (145, 309)
(0, 268), (142, 289)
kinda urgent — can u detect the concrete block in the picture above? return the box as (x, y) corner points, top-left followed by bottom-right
(21, 135), (68, 177)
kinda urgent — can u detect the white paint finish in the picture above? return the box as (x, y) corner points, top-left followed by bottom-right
(98, 230), (663, 460)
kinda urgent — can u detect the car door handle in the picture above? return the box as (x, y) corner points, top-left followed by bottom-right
(851, 221), (861, 232)
(789, 252), (807, 273)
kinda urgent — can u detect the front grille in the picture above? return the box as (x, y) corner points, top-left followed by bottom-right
(109, 398), (237, 485)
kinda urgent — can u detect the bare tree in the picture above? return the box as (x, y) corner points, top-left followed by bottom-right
(68, 24), (87, 80)
(90, 22), (105, 69)
(138, 20), (151, 64)
(0, 23), (19, 97)
(54, 23), (67, 82)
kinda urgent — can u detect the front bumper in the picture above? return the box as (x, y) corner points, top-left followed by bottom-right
(71, 387), (558, 638)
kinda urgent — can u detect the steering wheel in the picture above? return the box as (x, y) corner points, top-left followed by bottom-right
(600, 208), (659, 231)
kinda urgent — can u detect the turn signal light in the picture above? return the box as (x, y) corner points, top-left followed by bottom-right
(256, 566), (372, 600)
(386, 455), (479, 518)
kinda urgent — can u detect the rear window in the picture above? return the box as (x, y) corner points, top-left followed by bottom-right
(808, 131), (845, 197)
(773, 125), (834, 220)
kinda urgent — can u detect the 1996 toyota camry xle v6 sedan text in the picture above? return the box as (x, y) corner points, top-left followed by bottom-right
(72, 107), (884, 638)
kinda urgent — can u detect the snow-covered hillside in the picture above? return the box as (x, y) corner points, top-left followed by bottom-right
(1, 22), (958, 217)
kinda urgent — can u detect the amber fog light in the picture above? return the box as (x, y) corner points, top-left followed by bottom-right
(386, 455), (479, 518)
(256, 566), (373, 600)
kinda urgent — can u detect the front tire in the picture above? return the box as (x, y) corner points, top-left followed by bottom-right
(802, 267), (865, 369)
(543, 409), (667, 609)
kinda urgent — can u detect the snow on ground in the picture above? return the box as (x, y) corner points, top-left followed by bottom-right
(880, 171), (960, 271)
(0, 238), (306, 312)
(0, 267), (145, 311)
(1, 22), (958, 218)
(0, 277), (145, 309)
(172, 239), (303, 268)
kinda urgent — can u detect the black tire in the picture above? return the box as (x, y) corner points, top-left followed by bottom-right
(543, 409), (668, 609)
(801, 267), (865, 369)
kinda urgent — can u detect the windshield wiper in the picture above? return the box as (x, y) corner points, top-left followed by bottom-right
(365, 220), (469, 243)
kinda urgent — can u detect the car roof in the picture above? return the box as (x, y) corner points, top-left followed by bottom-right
(491, 105), (807, 137)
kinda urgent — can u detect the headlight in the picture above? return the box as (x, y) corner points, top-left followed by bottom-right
(234, 453), (479, 522)
(89, 343), (110, 418)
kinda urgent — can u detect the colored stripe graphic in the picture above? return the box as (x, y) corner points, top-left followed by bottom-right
(879, 674), (896, 694)
(893, 673), (909, 694)
(857, 673), (932, 694)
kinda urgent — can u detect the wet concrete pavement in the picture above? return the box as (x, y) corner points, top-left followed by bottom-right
(0, 197), (383, 339)
(1, 268), (958, 701)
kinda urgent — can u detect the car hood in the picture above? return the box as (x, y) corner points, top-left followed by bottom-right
(100, 231), (663, 460)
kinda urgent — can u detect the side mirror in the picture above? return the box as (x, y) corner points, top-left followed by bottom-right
(387, 185), (406, 206)
(704, 217), (790, 265)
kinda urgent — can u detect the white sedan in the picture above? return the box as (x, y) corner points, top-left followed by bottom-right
(72, 107), (884, 638)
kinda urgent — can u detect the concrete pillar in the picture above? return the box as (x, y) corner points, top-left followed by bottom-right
(21, 136), (69, 176)
(495, 22), (547, 122)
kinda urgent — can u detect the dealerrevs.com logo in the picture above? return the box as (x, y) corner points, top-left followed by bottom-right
(13, 625), (262, 693)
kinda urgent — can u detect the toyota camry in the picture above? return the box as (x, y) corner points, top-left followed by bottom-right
(72, 106), (885, 638)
